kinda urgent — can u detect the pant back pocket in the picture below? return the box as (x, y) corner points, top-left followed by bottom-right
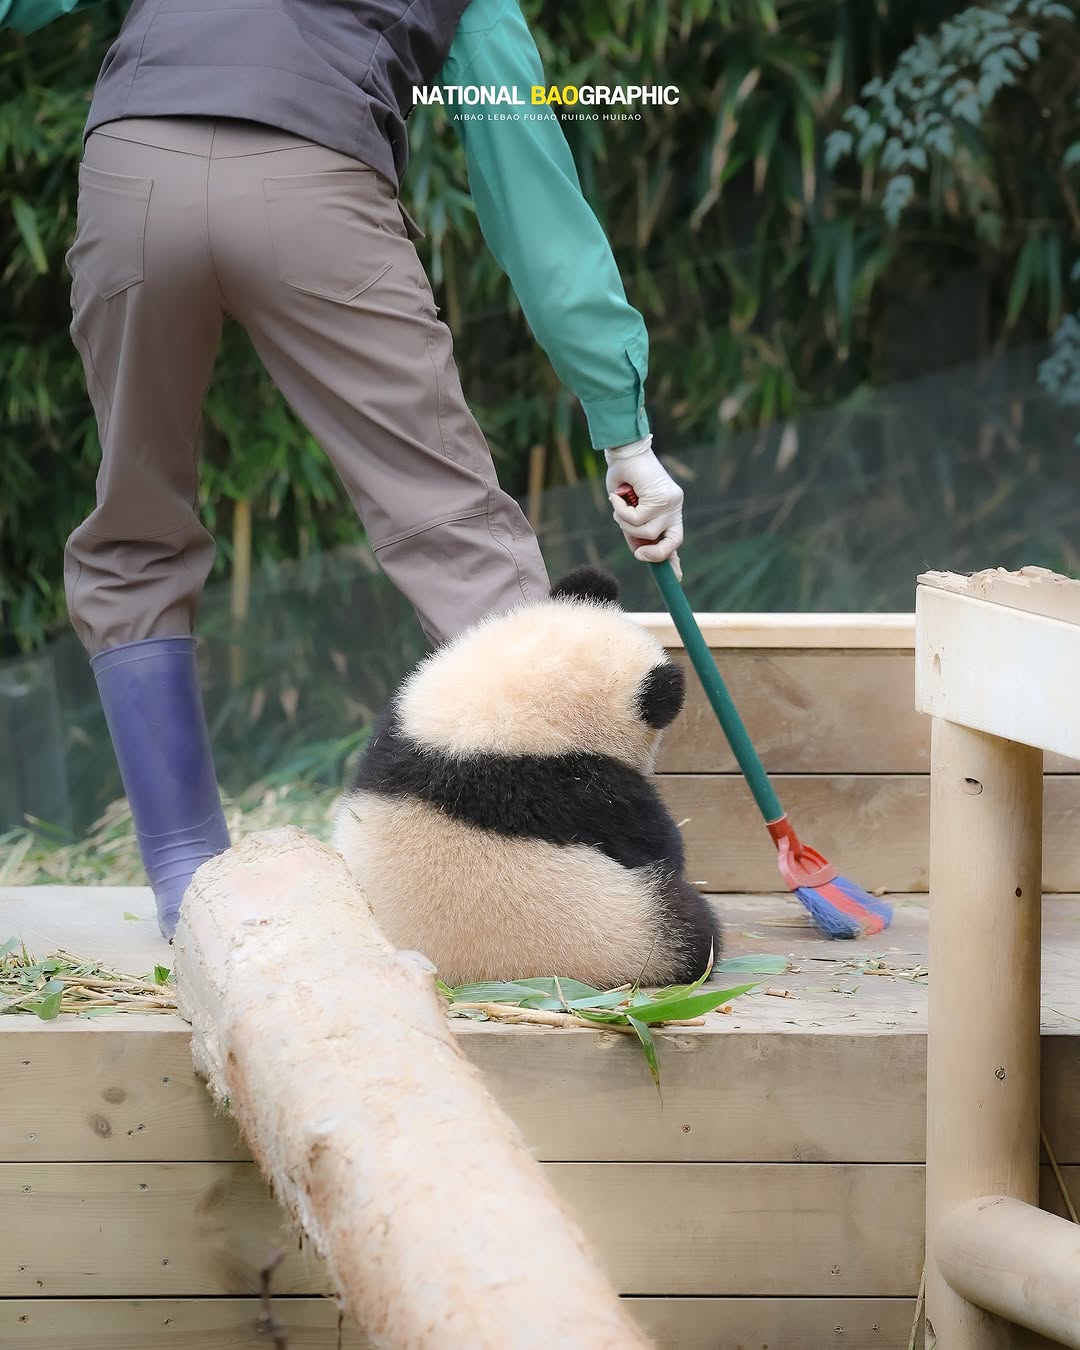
(67, 163), (153, 300)
(263, 169), (396, 304)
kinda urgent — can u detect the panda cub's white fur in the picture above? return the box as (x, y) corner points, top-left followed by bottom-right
(332, 566), (722, 989)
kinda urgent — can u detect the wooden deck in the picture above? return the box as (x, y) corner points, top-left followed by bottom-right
(6, 612), (1080, 1347)
(3, 884), (1080, 1349)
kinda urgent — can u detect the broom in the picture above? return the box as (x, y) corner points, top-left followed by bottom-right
(616, 490), (892, 938)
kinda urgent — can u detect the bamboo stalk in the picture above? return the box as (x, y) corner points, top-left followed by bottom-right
(526, 443), (547, 531)
(1042, 1126), (1080, 1225)
(230, 496), (252, 686)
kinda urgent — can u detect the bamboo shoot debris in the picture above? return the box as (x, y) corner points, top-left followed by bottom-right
(173, 827), (652, 1350)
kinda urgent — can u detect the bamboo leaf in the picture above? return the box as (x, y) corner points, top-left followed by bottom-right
(11, 197), (48, 275)
(629, 983), (758, 1025)
(1006, 235), (1039, 327)
(716, 954), (790, 974)
(26, 979), (64, 1021)
(627, 1016), (662, 1098)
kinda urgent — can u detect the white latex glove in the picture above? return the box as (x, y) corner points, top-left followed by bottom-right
(604, 434), (684, 578)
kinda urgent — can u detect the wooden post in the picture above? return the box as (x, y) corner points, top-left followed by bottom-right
(924, 719), (1044, 1348)
(173, 828), (652, 1350)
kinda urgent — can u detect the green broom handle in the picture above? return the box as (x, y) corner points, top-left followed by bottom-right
(648, 559), (784, 824)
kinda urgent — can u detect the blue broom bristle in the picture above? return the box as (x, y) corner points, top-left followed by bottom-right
(793, 886), (864, 939)
(830, 873), (894, 925)
(793, 875), (894, 940)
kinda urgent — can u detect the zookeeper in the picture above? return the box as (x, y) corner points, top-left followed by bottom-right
(1, 0), (687, 937)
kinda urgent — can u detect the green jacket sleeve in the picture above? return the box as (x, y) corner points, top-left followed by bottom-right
(438, 0), (650, 450)
(0, 0), (100, 33)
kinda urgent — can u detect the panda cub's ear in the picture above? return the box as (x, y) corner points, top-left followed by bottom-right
(550, 567), (620, 606)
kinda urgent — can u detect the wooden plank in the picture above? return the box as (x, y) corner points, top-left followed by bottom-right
(0, 1025), (243, 1164)
(4, 1020), (1076, 1168)
(1, 1298), (368, 1349)
(0, 1162), (927, 1298)
(916, 586), (1080, 760)
(919, 567), (1080, 626)
(629, 1297), (917, 1349)
(632, 613), (916, 649)
(0, 886), (162, 969)
(1, 1023), (933, 1165)
(659, 649), (1077, 774)
(658, 651), (930, 774)
(3, 1160), (1069, 1303)
(660, 773), (1080, 893)
(0, 1296), (919, 1350)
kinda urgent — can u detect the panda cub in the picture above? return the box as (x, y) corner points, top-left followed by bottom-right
(332, 566), (722, 989)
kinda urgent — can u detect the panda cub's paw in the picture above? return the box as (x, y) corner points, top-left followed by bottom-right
(549, 567), (620, 606)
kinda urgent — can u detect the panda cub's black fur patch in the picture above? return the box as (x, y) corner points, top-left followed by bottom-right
(353, 708), (687, 874)
(549, 566), (620, 605)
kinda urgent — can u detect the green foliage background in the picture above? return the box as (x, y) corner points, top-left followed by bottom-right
(2, 0), (1079, 656)
(2, 0), (1080, 832)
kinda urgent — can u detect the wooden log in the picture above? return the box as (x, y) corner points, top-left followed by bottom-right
(172, 827), (651, 1350)
(924, 721), (1044, 1348)
(937, 1195), (1080, 1348)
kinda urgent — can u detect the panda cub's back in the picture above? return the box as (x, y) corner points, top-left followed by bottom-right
(334, 789), (669, 988)
(331, 567), (722, 988)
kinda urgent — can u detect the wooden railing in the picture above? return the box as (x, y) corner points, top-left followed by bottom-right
(916, 567), (1080, 1348)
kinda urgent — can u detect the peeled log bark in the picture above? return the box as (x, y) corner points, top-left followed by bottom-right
(173, 827), (651, 1350)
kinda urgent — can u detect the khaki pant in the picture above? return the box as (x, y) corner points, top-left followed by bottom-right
(64, 117), (549, 653)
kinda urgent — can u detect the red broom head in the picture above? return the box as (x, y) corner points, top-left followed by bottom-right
(767, 817), (837, 889)
(767, 816), (891, 938)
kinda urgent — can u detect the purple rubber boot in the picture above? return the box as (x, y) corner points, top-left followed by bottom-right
(91, 636), (231, 940)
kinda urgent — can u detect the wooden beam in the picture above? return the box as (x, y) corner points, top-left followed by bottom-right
(918, 566), (1080, 626)
(2, 1024), (931, 1164)
(4, 1159), (1077, 1302)
(6, 1021), (1080, 1167)
(916, 585), (1080, 760)
(659, 648), (1075, 774)
(660, 773), (1080, 893)
(632, 613), (915, 649)
(173, 829), (650, 1350)
(658, 651), (932, 774)
(1, 1161), (927, 1298)
(0, 1296), (919, 1350)
(937, 1196), (1080, 1348)
(1, 1297), (369, 1348)
(924, 721), (1044, 1348)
